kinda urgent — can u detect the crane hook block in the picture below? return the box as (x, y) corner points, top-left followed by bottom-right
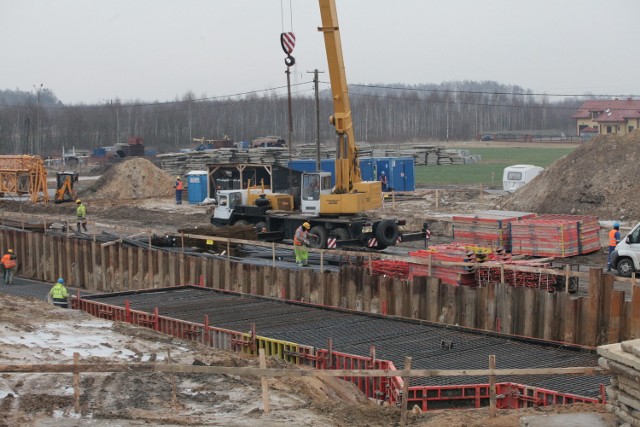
(284, 55), (296, 67)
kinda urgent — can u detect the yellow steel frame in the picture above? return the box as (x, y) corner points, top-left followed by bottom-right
(0, 155), (49, 203)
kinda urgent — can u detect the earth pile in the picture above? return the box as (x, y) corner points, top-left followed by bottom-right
(83, 157), (174, 200)
(508, 130), (640, 221)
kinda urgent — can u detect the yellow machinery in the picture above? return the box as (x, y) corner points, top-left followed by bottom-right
(0, 155), (49, 203)
(54, 172), (79, 204)
(317, 0), (382, 214)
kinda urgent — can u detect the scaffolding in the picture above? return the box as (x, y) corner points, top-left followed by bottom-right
(0, 155), (49, 203)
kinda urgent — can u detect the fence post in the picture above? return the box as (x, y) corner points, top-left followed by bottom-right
(73, 352), (80, 413)
(259, 348), (271, 413)
(489, 355), (497, 417)
(400, 356), (413, 426)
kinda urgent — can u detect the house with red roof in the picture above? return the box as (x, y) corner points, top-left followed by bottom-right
(571, 98), (640, 137)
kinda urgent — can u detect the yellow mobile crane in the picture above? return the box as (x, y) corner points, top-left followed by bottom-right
(211, 0), (427, 249)
(317, 0), (382, 214)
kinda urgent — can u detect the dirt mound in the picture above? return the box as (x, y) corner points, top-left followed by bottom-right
(507, 130), (640, 221)
(83, 157), (174, 200)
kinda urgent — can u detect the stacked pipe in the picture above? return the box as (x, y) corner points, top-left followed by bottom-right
(452, 210), (536, 252)
(598, 339), (640, 426)
(475, 259), (556, 291)
(408, 244), (488, 286)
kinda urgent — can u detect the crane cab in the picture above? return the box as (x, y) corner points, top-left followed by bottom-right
(301, 172), (332, 215)
(213, 190), (246, 221)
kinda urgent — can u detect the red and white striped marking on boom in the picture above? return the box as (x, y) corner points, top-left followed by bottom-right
(327, 238), (337, 249)
(367, 238), (377, 248)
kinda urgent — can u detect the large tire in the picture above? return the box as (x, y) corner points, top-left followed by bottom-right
(616, 258), (635, 278)
(332, 228), (350, 241)
(308, 225), (327, 249)
(375, 219), (399, 247)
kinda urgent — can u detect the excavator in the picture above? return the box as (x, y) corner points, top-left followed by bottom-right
(54, 172), (78, 204)
(211, 0), (426, 249)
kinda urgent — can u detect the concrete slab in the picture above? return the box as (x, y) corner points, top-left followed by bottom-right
(598, 343), (640, 371)
(519, 413), (614, 427)
(621, 339), (640, 359)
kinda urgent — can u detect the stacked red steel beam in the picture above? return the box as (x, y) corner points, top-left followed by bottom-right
(475, 259), (556, 291)
(452, 210), (536, 252)
(537, 214), (601, 254)
(409, 244), (478, 286)
(511, 216), (600, 257)
(371, 259), (410, 279)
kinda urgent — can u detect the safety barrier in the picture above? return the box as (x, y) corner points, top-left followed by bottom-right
(72, 294), (600, 410)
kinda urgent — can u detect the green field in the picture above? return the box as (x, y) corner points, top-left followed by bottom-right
(415, 146), (576, 187)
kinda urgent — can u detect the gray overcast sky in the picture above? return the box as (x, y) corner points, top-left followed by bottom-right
(2, 0), (639, 104)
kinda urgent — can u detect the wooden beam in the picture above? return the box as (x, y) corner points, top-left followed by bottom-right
(0, 363), (605, 378)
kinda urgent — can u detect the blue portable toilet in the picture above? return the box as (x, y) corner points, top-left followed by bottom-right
(375, 157), (415, 191)
(186, 170), (209, 204)
(359, 158), (375, 182)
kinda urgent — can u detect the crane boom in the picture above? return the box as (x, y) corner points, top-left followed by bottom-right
(317, 0), (382, 214)
(317, 0), (360, 192)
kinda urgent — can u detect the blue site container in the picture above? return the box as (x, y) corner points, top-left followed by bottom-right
(92, 148), (106, 157)
(288, 158), (375, 187)
(359, 157), (375, 182)
(375, 157), (415, 191)
(186, 170), (209, 204)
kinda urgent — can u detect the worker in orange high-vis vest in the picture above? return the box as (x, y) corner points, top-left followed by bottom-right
(294, 222), (311, 267)
(1, 248), (17, 285)
(175, 177), (184, 205)
(607, 222), (621, 272)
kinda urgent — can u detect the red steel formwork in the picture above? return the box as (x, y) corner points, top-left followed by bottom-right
(72, 293), (600, 410)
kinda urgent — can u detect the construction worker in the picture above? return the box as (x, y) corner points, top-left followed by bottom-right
(379, 171), (388, 191)
(607, 222), (621, 272)
(294, 221), (311, 267)
(76, 199), (87, 232)
(49, 277), (69, 308)
(1, 248), (17, 285)
(175, 176), (184, 205)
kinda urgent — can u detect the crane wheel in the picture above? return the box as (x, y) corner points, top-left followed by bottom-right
(308, 226), (327, 249)
(375, 220), (399, 247)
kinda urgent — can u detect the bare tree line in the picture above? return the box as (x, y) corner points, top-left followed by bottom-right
(0, 81), (581, 156)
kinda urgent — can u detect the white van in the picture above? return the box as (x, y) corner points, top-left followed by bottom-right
(502, 165), (544, 192)
(611, 222), (640, 277)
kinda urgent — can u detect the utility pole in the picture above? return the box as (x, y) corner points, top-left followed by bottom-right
(307, 69), (325, 171)
(286, 67), (294, 191)
(33, 83), (43, 154)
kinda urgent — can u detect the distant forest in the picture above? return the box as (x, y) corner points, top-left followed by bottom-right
(0, 81), (584, 156)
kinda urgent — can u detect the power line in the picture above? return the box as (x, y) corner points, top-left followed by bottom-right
(321, 81), (639, 99)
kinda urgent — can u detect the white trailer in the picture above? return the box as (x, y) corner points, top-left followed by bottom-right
(502, 165), (543, 192)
